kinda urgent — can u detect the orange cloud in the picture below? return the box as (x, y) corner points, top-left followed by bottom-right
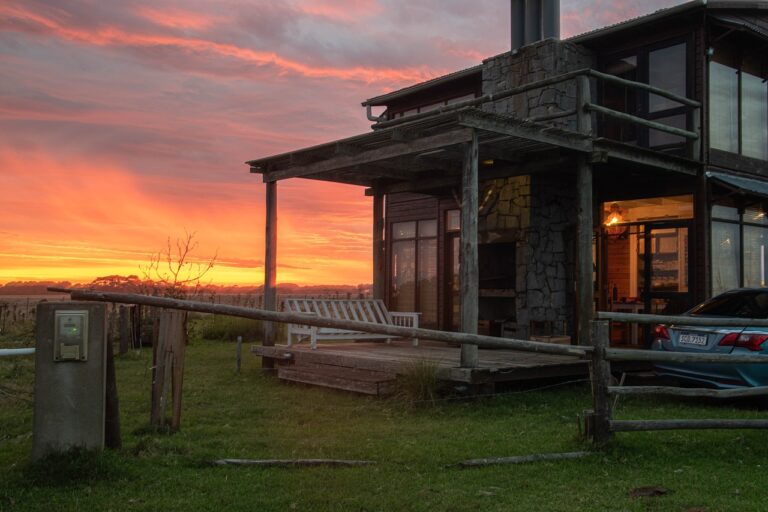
(0, 3), (436, 85)
(0, 146), (373, 286)
(137, 7), (218, 30)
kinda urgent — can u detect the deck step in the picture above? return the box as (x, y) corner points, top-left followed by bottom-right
(278, 364), (397, 396)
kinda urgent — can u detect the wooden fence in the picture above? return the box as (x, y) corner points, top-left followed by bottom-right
(588, 312), (768, 444)
(47, 288), (768, 445)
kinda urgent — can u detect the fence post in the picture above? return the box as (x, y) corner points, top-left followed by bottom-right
(236, 336), (242, 374)
(586, 320), (612, 445)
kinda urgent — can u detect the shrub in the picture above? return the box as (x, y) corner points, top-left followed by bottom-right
(395, 359), (440, 406)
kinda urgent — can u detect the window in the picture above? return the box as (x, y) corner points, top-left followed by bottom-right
(390, 220), (438, 326)
(711, 205), (768, 296)
(602, 40), (690, 152)
(709, 41), (768, 161)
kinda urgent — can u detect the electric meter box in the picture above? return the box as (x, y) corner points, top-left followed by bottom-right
(54, 310), (89, 362)
(32, 302), (107, 461)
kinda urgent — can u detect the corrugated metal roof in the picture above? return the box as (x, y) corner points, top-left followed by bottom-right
(362, 65), (482, 107)
(567, 0), (707, 44)
(707, 171), (768, 198)
(711, 12), (768, 38)
(569, 0), (768, 43)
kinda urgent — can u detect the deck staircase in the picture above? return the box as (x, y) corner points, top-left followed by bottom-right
(277, 363), (397, 396)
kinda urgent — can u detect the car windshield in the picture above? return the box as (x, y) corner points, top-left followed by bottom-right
(689, 291), (768, 318)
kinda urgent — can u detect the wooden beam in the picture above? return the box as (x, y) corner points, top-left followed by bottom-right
(263, 129), (474, 182)
(585, 103), (699, 140)
(608, 385), (768, 399)
(610, 419), (768, 432)
(457, 111), (593, 153)
(263, 181), (277, 369)
(598, 311), (768, 328)
(593, 140), (700, 175)
(372, 192), (385, 300)
(460, 130), (479, 368)
(576, 157), (594, 346)
(51, 289), (595, 358)
(365, 175), (460, 196)
(606, 348), (768, 365)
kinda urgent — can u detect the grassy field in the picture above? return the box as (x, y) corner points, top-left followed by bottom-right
(3, 327), (768, 511)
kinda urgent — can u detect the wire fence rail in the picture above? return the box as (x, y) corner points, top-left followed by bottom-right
(588, 312), (768, 444)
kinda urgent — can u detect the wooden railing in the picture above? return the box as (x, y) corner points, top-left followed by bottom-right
(587, 312), (768, 444)
(373, 67), (703, 159)
(51, 288), (768, 447)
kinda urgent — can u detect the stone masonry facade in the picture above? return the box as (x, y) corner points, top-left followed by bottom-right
(477, 39), (593, 339)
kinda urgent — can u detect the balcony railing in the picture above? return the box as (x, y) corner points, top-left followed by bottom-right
(372, 68), (702, 160)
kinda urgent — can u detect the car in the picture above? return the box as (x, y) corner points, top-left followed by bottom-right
(651, 288), (768, 388)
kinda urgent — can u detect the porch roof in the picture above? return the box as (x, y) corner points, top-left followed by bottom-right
(247, 107), (699, 190)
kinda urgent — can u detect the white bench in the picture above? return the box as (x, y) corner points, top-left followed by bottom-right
(283, 298), (420, 349)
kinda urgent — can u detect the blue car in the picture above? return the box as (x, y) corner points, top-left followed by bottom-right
(651, 288), (768, 388)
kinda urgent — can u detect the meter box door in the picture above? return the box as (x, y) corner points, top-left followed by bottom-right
(54, 310), (89, 362)
(33, 302), (107, 461)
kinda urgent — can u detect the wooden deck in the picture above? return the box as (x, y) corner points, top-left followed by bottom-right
(252, 340), (590, 394)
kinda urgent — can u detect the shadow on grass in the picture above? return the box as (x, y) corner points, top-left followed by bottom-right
(23, 448), (127, 487)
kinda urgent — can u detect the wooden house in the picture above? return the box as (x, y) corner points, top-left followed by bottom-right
(248, 0), (768, 369)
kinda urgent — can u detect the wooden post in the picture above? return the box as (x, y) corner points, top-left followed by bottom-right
(695, 173), (710, 302)
(263, 180), (278, 369)
(104, 339), (122, 449)
(586, 320), (612, 445)
(151, 309), (187, 430)
(460, 130), (479, 368)
(118, 305), (130, 355)
(576, 157), (594, 346)
(373, 191), (386, 300)
(576, 75), (593, 136)
(576, 75), (595, 347)
(236, 335), (243, 374)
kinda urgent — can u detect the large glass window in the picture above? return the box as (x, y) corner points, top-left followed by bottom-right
(390, 219), (438, 326)
(711, 205), (768, 296)
(649, 43), (687, 113)
(603, 40), (689, 152)
(709, 40), (768, 161)
(710, 61), (740, 153)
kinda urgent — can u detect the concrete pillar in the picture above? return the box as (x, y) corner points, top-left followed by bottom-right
(32, 302), (107, 460)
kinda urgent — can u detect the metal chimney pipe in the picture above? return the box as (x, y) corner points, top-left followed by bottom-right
(524, 0), (542, 45)
(511, 0), (526, 50)
(542, 0), (560, 39)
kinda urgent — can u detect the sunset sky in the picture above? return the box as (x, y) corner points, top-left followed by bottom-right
(0, 0), (687, 286)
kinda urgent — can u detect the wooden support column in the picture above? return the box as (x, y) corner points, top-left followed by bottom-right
(460, 130), (479, 368)
(372, 191), (385, 300)
(695, 173), (710, 303)
(576, 74), (594, 346)
(576, 156), (594, 346)
(263, 181), (278, 369)
(586, 320), (612, 445)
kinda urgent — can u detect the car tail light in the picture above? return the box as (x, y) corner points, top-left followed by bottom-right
(654, 324), (670, 341)
(718, 332), (768, 351)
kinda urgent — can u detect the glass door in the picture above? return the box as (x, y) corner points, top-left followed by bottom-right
(643, 223), (692, 316)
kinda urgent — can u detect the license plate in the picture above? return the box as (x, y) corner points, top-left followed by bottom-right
(679, 332), (708, 346)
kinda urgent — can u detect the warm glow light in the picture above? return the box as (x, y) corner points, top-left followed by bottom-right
(604, 204), (624, 227)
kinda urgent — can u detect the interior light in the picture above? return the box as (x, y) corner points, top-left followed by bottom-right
(604, 203), (624, 226)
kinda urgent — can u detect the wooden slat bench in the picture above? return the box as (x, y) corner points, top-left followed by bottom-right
(284, 298), (419, 349)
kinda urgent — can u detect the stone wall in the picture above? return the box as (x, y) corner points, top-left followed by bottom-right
(478, 174), (576, 340)
(476, 39), (589, 339)
(481, 39), (595, 131)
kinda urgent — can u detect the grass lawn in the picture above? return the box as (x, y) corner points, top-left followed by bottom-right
(3, 331), (768, 511)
